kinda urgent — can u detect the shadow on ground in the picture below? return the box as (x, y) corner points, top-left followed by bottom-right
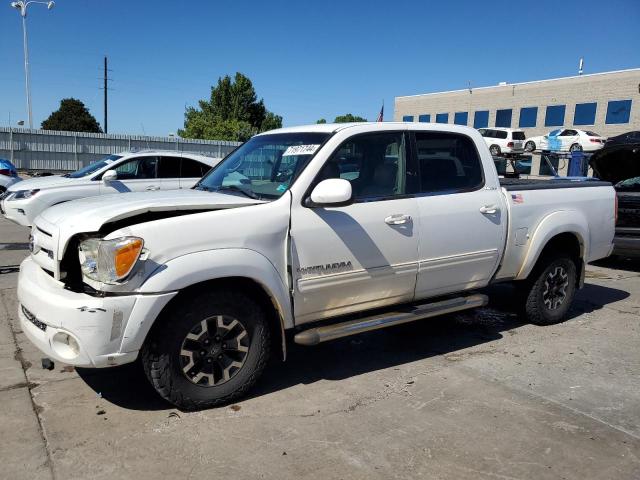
(76, 282), (629, 412)
(592, 255), (640, 273)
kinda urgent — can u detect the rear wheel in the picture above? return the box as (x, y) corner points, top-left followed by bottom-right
(570, 143), (582, 152)
(521, 253), (577, 325)
(489, 145), (501, 156)
(142, 289), (271, 410)
(524, 141), (536, 152)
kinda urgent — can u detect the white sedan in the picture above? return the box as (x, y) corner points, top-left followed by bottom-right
(0, 150), (220, 227)
(524, 129), (606, 153)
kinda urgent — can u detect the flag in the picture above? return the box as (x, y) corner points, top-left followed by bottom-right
(376, 102), (384, 122)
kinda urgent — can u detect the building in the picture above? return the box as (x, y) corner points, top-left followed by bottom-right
(394, 68), (640, 138)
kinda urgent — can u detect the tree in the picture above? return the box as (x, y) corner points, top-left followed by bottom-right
(41, 98), (102, 133)
(179, 72), (282, 142)
(316, 118), (327, 124)
(334, 113), (367, 123)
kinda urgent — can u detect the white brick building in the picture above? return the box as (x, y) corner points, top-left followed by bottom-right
(394, 68), (640, 139)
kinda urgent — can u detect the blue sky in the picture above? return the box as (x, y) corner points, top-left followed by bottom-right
(1, 0), (638, 136)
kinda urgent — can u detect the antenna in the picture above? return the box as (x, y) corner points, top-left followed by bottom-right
(578, 57), (584, 75)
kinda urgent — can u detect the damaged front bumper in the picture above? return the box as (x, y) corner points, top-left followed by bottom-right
(17, 256), (176, 368)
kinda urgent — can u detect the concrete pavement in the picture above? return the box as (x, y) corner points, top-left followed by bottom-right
(0, 216), (639, 479)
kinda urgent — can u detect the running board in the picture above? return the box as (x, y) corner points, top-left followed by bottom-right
(294, 294), (488, 346)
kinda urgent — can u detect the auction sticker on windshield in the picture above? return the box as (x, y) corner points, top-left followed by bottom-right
(282, 144), (321, 156)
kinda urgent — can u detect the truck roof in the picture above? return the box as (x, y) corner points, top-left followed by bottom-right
(260, 122), (480, 135)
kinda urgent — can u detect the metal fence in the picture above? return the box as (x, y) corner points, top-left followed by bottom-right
(0, 127), (241, 172)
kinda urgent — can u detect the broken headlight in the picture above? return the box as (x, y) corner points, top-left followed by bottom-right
(78, 236), (144, 284)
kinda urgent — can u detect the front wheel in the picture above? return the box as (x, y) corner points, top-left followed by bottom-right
(521, 253), (577, 325)
(489, 145), (501, 156)
(142, 289), (271, 410)
(524, 141), (536, 152)
(570, 143), (582, 152)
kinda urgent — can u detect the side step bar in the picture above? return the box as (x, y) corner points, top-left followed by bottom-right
(294, 294), (488, 346)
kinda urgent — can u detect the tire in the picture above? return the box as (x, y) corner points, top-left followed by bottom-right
(141, 289), (271, 410)
(570, 143), (582, 153)
(490, 145), (501, 156)
(521, 253), (577, 325)
(524, 141), (536, 152)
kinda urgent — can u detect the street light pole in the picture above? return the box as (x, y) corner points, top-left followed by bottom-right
(10, 1), (55, 130)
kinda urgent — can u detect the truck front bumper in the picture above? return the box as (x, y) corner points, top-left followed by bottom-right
(17, 256), (176, 368)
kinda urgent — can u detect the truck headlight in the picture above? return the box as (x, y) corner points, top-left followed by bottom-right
(78, 236), (144, 284)
(8, 189), (39, 200)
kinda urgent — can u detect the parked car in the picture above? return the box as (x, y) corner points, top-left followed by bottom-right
(478, 128), (526, 156)
(17, 122), (615, 409)
(0, 158), (22, 193)
(590, 133), (640, 256)
(524, 129), (606, 153)
(0, 150), (220, 227)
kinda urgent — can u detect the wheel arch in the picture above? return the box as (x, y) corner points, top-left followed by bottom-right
(516, 211), (588, 284)
(126, 248), (292, 360)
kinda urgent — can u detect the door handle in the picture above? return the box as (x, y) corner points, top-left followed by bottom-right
(479, 205), (499, 214)
(146, 186), (160, 191)
(385, 214), (412, 225)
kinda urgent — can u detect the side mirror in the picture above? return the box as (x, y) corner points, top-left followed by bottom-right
(102, 169), (117, 182)
(307, 178), (353, 207)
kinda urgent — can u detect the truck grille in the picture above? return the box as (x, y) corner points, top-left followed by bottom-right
(31, 218), (60, 279)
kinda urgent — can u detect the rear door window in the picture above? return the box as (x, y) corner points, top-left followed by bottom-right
(495, 130), (508, 139)
(415, 132), (484, 194)
(157, 157), (181, 178)
(181, 158), (210, 178)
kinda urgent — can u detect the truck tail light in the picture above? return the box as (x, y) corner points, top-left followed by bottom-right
(507, 142), (514, 147)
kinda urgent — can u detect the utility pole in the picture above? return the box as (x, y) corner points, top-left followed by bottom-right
(103, 55), (108, 133)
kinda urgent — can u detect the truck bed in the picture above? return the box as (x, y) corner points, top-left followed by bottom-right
(499, 177), (611, 191)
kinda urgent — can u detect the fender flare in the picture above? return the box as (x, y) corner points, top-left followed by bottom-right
(127, 248), (293, 358)
(516, 210), (589, 280)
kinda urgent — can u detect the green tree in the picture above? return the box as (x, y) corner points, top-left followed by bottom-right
(334, 113), (367, 123)
(179, 72), (282, 142)
(316, 118), (327, 124)
(41, 98), (102, 133)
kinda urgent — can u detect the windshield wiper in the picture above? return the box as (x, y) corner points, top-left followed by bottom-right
(215, 185), (260, 199)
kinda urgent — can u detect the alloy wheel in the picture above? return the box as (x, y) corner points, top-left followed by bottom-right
(542, 266), (569, 310)
(179, 315), (250, 386)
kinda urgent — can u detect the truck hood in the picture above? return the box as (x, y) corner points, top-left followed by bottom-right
(38, 189), (265, 236)
(589, 143), (640, 185)
(7, 174), (78, 191)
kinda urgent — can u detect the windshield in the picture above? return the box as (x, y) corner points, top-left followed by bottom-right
(195, 132), (330, 200)
(65, 154), (122, 178)
(616, 176), (640, 191)
(512, 131), (526, 140)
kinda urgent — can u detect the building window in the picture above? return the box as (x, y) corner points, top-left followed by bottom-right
(573, 103), (597, 126)
(454, 112), (468, 125)
(544, 105), (566, 127)
(495, 109), (512, 128)
(605, 100), (632, 124)
(473, 110), (489, 129)
(402, 115), (414, 122)
(418, 114), (430, 123)
(519, 107), (537, 128)
(436, 113), (449, 124)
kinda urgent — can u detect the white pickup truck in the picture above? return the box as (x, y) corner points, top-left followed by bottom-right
(17, 123), (616, 410)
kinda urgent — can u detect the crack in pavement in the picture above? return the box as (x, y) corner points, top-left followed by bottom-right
(0, 290), (56, 480)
